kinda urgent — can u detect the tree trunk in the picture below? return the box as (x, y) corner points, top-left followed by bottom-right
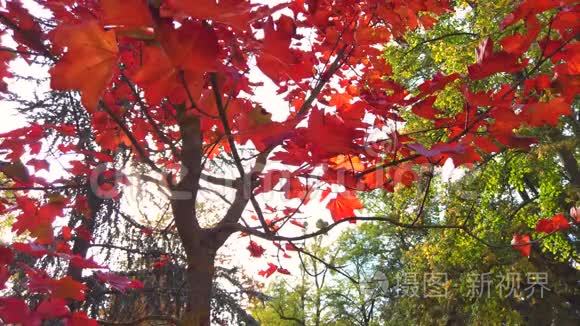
(67, 186), (102, 311)
(182, 247), (217, 326)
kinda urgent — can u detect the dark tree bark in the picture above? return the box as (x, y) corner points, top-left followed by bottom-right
(183, 240), (217, 326)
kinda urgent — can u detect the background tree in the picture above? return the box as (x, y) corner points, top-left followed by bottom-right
(374, 0), (579, 323)
(250, 221), (418, 325)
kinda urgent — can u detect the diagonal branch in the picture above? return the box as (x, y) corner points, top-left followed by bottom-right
(296, 46), (349, 117)
(120, 73), (180, 158)
(200, 173), (240, 188)
(0, 184), (85, 191)
(296, 244), (358, 284)
(210, 73), (271, 233)
(224, 216), (466, 242)
(100, 102), (163, 174)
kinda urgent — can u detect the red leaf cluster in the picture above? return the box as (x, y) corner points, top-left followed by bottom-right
(95, 272), (145, 293)
(511, 234), (532, 257)
(258, 263), (291, 278)
(535, 213), (570, 234)
(247, 240), (266, 258)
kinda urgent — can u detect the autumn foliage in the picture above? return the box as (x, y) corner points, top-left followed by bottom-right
(0, 0), (578, 324)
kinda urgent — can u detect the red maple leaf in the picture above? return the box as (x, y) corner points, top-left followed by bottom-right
(417, 72), (460, 95)
(67, 255), (106, 270)
(51, 277), (88, 301)
(164, 0), (288, 32)
(285, 243), (298, 251)
(74, 226), (93, 242)
(468, 38), (528, 80)
(0, 297), (31, 324)
(12, 242), (49, 257)
(289, 219), (306, 229)
(0, 246), (13, 266)
(283, 178), (309, 202)
(100, 0), (153, 29)
(26, 158), (49, 172)
(165, 0), (254, 31)
(326, 191), (363, 222)
(468, 52), (528, 80)
(535, 213), (570, 234)
(277, 267), (291, 275)
(152, 255), (170, 269)
(0, 51), (14, 95)
(411, 96), (438, 119)
(12, 198), (67, 244)
(0, 266), (9, 290)
(511, 233), (532, 257)
(258, 263), (278, 278)
(501, 0), (563, 29)
(95, 271), (144, 293)
(49, 21), (118, 111)
(36, 298), (70, 319)
(256, 16), (313, 84)
(66, 312), (98, 326)
(27, 271), (87, 301)
(1, 1), (45, 53)
(500, 16), (540, 56)
(521, 97), (571, 127)
(61, 226), (72, 241)
(133, 22), (218, 106)
(302, 109), (364, 161)
(247, 240), (266, 258)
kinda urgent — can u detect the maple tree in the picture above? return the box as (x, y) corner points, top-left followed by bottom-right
(0, 0), (578, 325)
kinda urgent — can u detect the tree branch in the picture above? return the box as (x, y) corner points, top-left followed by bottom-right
(210, 73), (271, 234)
(120, 73), (180, 158)
(100, 102), (163, 174)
